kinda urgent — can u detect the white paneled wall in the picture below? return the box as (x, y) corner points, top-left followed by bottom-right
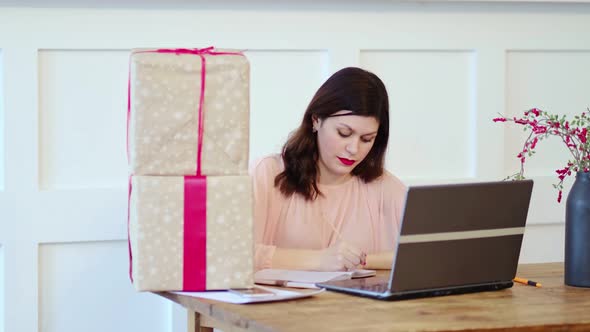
(0, 49), (4, 191)
(247, 50), (330, 164)
(361, 50), (477, 180)
(38, 241), (168, 332)
(505, 51), (590, 177)
(505, 51), (590, 225)
(1, 3), (590, 332)
(0, 245), (3, 332)
(38, 50), (129, 190)
(0, 53), (5, 332)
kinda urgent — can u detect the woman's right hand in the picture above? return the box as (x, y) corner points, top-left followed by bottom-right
(315, 241), (366, 271)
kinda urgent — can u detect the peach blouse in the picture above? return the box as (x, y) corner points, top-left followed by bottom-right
(251, 155), (407, 271)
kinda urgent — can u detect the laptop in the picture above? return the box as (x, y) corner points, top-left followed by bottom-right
(316, 179), (534, 301)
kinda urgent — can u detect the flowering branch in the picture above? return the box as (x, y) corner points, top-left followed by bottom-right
(493, 107), (590, 202)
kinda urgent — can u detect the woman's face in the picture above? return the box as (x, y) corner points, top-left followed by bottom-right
(314, 111), (379, 185)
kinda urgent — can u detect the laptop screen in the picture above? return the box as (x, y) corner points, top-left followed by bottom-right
(389, 180), (534, 292)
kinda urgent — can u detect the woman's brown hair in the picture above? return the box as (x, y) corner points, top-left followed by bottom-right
(275, 67), (390, 200)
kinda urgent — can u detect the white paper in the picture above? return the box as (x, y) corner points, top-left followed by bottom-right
(173, 286), (325, 304)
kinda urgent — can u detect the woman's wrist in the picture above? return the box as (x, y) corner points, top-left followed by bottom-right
(365, 251), (394, 270)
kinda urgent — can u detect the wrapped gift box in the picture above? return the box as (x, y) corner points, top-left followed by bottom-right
(128, 48), (250, 176)
(128, 175), (254, 291)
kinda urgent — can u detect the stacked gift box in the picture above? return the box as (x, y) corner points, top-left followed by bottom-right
(127, 48), (254, 291)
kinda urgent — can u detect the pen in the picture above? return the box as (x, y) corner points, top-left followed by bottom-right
(513, 277), (542, 287)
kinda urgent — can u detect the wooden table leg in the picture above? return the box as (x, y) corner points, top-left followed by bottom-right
(188, 310), (214, 332)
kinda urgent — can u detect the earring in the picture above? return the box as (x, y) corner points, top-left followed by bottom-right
(312, 127), (317, 133)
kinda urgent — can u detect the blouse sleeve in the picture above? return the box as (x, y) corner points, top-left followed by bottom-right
(381, 171), (407, 238)
(250, 156), (280, 270)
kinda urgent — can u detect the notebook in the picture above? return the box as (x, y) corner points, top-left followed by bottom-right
(316, 180), (534, 301)
(255, 269), (376, 288)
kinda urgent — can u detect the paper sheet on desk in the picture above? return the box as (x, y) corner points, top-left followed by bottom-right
(173, 287), (325, 304)
(254, 269), (376, 289)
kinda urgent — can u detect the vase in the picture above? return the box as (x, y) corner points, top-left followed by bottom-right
(565, 171), (590, 287)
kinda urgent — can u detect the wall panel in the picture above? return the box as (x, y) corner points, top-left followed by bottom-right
(38, 50), (129, 190)
(38, 241), (168, 332)
(361, 50), (477, 180)
(247, 49), (330, 164)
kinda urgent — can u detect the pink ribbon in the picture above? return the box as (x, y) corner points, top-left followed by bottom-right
(183, 176), (207, 290)
(127, 176), (133, 282)
(126, 47), (244, 290)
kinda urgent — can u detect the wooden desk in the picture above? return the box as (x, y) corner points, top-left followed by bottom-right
(158, 263), (590, 332)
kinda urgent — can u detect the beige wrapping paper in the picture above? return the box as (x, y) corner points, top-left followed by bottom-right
(129, 175), (254, 291)
(128, 48), (250, 176)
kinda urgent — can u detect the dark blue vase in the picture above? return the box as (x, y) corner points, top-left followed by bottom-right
(565, 171), (590, 287)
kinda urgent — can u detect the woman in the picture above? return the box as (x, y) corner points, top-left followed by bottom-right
(252, 67), (406, 272)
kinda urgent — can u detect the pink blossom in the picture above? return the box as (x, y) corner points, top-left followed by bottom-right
(533, 126), (547, 134)
(494, 107), (590, 203)
(578, 128), (588, 143)
(530, 137), (538, 149)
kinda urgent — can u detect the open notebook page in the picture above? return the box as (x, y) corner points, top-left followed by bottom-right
(255, 269), (376, 288)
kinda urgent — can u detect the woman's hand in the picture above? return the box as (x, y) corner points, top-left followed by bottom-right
(315, 241), (366, 271)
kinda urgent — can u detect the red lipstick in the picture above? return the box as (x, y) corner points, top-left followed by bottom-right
(338, 157), (355, 166)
